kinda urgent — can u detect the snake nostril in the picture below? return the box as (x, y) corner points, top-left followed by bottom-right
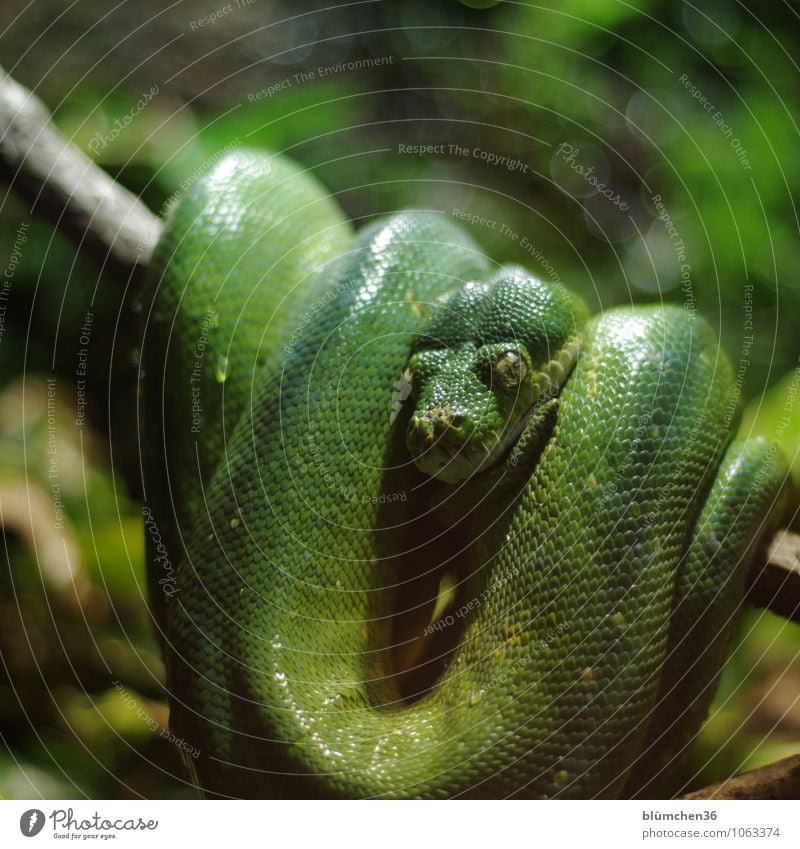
(450, 414), (465, 428)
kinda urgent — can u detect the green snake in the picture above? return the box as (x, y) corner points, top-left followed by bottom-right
(141, 149), (789, 798)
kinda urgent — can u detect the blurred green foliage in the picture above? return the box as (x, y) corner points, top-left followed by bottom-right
(0, 0), (797, 798)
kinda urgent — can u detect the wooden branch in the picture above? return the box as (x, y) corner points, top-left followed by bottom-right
(0, 65), (160, 270)
(683, 754), (800, 799)
(684, 531), (800, 800)
(747, 529), (800, 623)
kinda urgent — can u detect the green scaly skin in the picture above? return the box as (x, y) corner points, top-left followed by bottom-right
(142, 150), (789, 799)
(141, 150), (352, 631)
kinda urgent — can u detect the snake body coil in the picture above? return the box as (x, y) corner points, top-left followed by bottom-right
(142, 150), (788, 798)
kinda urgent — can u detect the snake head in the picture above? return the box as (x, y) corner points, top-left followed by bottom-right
(405, 268), (585, 483)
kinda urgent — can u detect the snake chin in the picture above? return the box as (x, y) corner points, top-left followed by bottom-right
(409, 437), (497, 484)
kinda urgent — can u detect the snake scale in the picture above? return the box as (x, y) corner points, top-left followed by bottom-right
(141, 149), (789, 798)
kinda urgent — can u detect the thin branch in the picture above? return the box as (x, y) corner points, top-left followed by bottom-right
(747, 529), (800, 624)
(0, 65), (160, 269)
(683, 754), (800, 799)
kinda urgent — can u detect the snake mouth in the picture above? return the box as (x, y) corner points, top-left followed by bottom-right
(408, 338), (580, 484)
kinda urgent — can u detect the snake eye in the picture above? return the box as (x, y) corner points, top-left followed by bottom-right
(494, 349), (527, 392)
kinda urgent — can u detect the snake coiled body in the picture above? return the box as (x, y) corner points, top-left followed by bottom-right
(142, 150), (788, 798)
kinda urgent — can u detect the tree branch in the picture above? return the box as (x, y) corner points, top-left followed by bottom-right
(747, 529), (800, 623)
(0, 65), (160, 270)
(683, 754), (800, 799)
